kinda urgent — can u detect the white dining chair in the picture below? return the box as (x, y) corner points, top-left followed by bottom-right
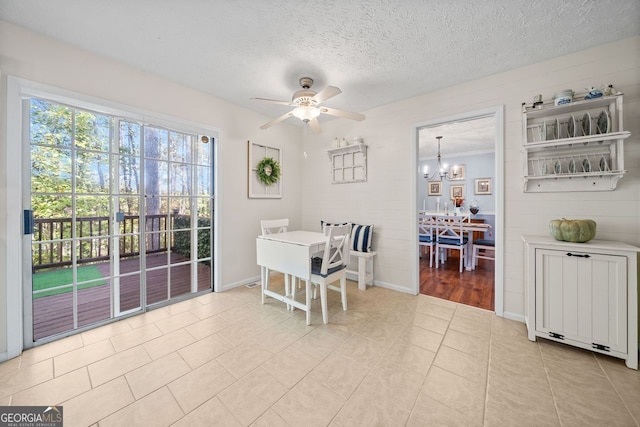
(418, 213), (436, 267)
(308, 224), (351, 324)
(472, 238), (495, 269)
(435, 216), (469, 273)
(260, 218), (291, 306)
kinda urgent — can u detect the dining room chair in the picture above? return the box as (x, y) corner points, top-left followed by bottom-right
(472, 238), (495, 269)
(435, 215), (469, 273)
(308, 224), (351, 324)
(260, 218), (291, 306)
(418, 213), (436, 267)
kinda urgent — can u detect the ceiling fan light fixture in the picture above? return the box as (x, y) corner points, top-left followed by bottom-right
(292, 106), (321, 122)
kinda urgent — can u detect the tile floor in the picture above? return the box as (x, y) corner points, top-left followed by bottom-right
(1, 277), (639, 426)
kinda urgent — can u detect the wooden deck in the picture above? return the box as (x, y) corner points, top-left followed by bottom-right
(32, 253), (212, 340)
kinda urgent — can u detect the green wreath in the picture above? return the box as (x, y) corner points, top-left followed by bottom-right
(256, 157), (281, 186)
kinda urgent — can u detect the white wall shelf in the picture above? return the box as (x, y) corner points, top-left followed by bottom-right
(521, 93), (630, 192)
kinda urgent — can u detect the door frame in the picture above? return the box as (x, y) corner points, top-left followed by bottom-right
(5, 76), (221, 354)
(411, 106), (505, 316)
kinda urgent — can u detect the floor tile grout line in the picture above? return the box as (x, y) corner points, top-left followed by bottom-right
(594, 355), (640, 426)
(538, 341), (564, 427)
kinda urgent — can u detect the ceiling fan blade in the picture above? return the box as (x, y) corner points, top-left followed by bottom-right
(308, 117), (321, 134)
(251, 97), (292, 106)
(312, 86), (341, 104)
(260, 111), (294, 129)
(319, 106), (365, 121)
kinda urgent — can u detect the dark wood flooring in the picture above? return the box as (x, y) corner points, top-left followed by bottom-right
(32, 253), (212, 340)
(419, 248), (495, 311)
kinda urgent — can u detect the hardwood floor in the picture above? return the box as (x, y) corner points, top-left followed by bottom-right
(419, 248), (495, 311)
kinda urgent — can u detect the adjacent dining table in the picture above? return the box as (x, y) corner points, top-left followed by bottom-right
(420, 211), (493, 270)
(256, 230), (328, 321)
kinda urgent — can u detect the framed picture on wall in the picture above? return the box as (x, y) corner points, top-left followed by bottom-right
(475, 178), (492, 195)
(450, 184), (465, 199)
(449, 164), (465, 180)
(427, 181), (442, 196)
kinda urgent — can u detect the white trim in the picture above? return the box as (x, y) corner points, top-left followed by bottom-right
(221, 276), (262, 292)
(5, 76), (223, 353)
(502, 311), (525, 323)
(411, 106), (505, 316)
(372, 280), (415, 295)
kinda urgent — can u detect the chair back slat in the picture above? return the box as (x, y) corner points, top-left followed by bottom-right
(436, 216), (466, 244)
(261, 218), (289, 236)
(320, 224), (351, 275)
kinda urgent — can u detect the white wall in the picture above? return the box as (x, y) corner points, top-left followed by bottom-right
(0, 21), (303, 357)
(301, 36), (640, 318)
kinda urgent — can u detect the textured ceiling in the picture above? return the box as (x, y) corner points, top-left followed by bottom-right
(1, 0), (639, 142)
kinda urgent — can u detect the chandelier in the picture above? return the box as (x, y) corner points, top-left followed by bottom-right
(423, 136), (461, 181)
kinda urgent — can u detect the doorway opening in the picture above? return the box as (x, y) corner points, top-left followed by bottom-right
(413, 107), (504, 314)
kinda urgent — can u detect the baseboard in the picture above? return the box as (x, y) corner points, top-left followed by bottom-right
(221, 275), (261, 292)
(502, 311), (525, 323)
(371, 280), (416, 295)
(0, 352), (8, 363)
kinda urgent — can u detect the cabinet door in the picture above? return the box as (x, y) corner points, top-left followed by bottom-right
(535, 249), (627, 353)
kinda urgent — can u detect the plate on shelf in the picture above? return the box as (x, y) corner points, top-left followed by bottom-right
(582, 112), (591, 136)
(541, 161), (548, 175)
(553, 160), (562, 174)
(599, 156), (609, 172)
(554, 118), (560, 139)
(597, 110), (610, 134)
(567, 114), (576, 138)
(582, 158), (591, 173)
(541, 120), (547, 141)
(568, 159), (576, 174)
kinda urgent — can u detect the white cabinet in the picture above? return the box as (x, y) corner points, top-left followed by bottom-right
(523, 235), (639, 369)
(521, 94), (631, 192)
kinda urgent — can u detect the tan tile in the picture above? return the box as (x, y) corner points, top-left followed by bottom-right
(354, 318), (400, 346)
(110, 323), (163, 352)
(217, 318), (267, 346)
(539, 339), (603, 377)
(369, 309), (413, 329)
(433, 345), (488, 385)
(80, 320), (132, 346)
(218, 367), (288, 426)
(11, 367), (91, 406)
(125, 352), (191, 399)
(99, 387), (183, 427)
(177, 333), (234, 369)
(252, 323), (305, 354)
(53, 340), (115, 376)
(597, 356), (640, 422)
(454, 304), (493, 323)
(417, 301), (455, 321)
(251, 408), (289, 427)
(216, 341), (273, 378)
(142, 328), (196, 360)
(310, 353), (370, 399)
(172, 396), (241, 427)
(358, 362), (424, 409)
(408, 393), (482, 427)
(491, 315), (528, 338)
(334, 334), (387, 368)
(88, 345), (151, 386)
(184, 314), (232, 340)
(333, 385), (411, 427)
(400, 324), (443, 352)
(0, 359), (53, 399)
(448, 314), (491, 337)
(165, 297), (204, 315)
(154, 311), (199, 334)
(61, 377), (134, 427)
(412, 312), (450, 335)
(422, 366), (485, 425)
(190, 299), (235, 320)
(125, 307), (170, 329)
(20, 335), (84, 366)
(272, 377), (345, 427)
(0, 356), (22, 379)
(262, 344), (321, 388)
(294, 328), (344, 360)
(382, 339), (436, 376)
(168, 359), (236, 414)
(485, 386), (560, 426)
(442, 328), (489, 359)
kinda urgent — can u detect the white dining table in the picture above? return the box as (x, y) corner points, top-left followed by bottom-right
(421, 212), (492, 270)
(256, 230), (328, 322)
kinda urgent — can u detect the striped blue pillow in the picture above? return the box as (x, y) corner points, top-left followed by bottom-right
(350, 223), (373, 253)
(321, 221), (373, 253)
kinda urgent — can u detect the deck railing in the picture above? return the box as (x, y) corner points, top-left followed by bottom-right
(32, 214), (173, 271)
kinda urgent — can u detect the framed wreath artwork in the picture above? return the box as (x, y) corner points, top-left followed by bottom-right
(248, 141), (282, 198)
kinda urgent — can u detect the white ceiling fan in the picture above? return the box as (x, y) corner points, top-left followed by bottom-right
(251, 77), (365, 133)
